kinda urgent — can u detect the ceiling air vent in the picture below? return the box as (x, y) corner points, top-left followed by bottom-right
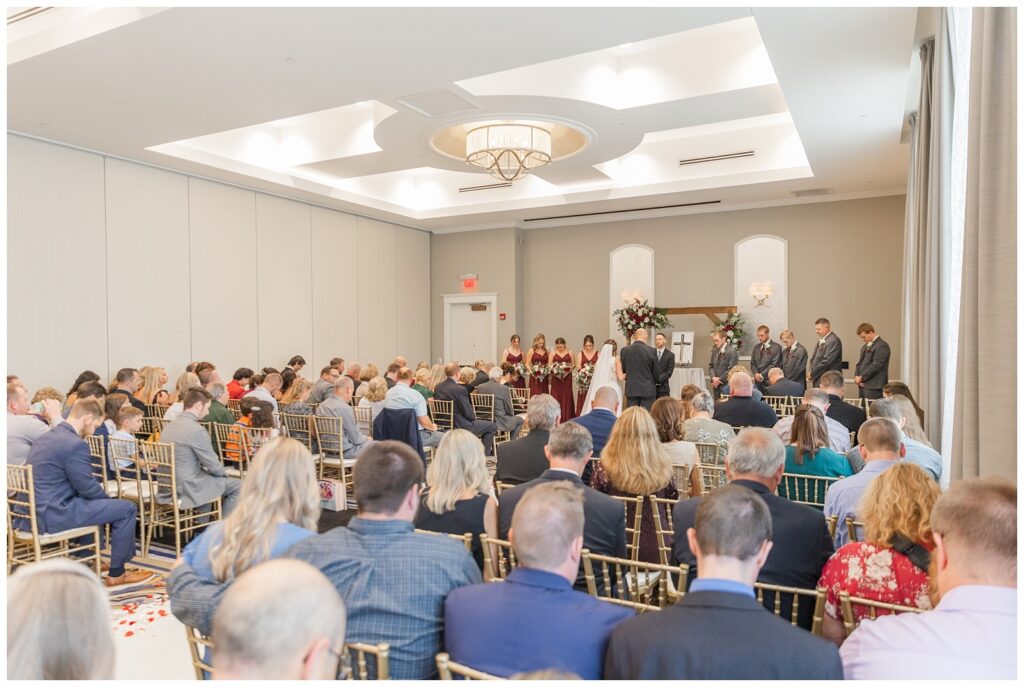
(523, 199), (721, 223)
(7, 7), (51, 24)
(395, 89), (480, 118)
(679, 150), (755, 166)
(790, 187), (836, 197)
(459, 181), (512, 193)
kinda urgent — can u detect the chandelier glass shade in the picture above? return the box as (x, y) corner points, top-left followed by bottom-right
(465, 124), (552, 182)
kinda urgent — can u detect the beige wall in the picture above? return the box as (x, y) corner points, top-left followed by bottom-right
(431, 195), (906, 388)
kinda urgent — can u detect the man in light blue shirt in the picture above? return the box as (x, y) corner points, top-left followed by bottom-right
(384, 368), (443, 448)
(825, 418), (904, 546)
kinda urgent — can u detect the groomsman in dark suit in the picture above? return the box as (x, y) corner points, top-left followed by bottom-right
(653, 332), (675, 399)
(707, 330), (738, 400)
(854, 323), (891, 399)
(779, 330), (808, 390)
(809, 317), (843, 388)
(750, 326), (783, 394)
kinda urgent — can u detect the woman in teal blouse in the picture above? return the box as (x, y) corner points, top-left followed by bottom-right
(783, 405), (853, 504)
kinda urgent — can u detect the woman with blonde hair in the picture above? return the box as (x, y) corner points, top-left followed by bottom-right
(458, 366), (477, 387)
(426, 364), (447, 393)
(526, 333), (550, 397)
(818, 462), (939, 644)
(590, 406), (678, 563)
(180, 437), (319, 584)
(164, 371), (201, 421)
(412, 367), (434, 398)
(279, 377), (312, 408)
(136, 366), (168, 406)
(353, 364), (379, 401)
(8, 559), (115, 679)
(888, 395), (930, 446)
(414, 429), (497, 572)
(357, 376), (389, 422)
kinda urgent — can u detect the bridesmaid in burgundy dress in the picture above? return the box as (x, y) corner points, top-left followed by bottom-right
(527, 333), (551, 397)
(500, 334), (526, 389)
(576, 334), (598, 412)
(550, 337), (576, 420)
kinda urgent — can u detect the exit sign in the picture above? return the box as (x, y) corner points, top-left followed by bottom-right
(459, 273), (479, 292)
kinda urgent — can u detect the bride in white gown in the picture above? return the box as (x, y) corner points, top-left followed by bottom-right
(579, 341), (625, 416)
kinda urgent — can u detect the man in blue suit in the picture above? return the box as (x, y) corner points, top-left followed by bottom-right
(445, 481), (632, 678)
(569, 385), (619, 484)
(25, 399), (151, 587)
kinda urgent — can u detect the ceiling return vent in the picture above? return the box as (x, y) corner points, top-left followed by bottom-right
(790, 187), (836, 197)
(522, 199), (722, 223)
(395, 89), (480, 118)
(679, 150), (755, 166)
(7, 7), (51, 24)
(459, 181), (512, 193)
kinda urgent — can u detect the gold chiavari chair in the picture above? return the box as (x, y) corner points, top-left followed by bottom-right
(7, 464), (102, 575)
(470, 393), (495, 421)
(313, 415), (356, 506)
(581, 549), (690, 612)
(778, 473), (840, 508)
(509, 387), (530, 415)
(239, 425), (274, 471)
(755, 582), (828, 635)
(826, 514), (839, 540)
(139, 416), (163, 439)
(280, 412), (316, 452)
(184, 625), (214, 680)
(429, 399), (454, 432)
(609, 494), (644, 561)
(649, 494), (680, 567)
(764, 395), (789, 415)
(849, 431), (857, 447)
(480, 533), (517, 581)
(142, 441), (222, 557)
(845, 515), (865, 542)
(211, 422), (237, 463)
(107, 437), (157, 552)
(85, 435), (111, 493)
(145, 403), (166, 419)
(838, 590), (925, 636)
(671, 463), (692, 496)
(697, 464), (729, 495)
(415, 529), (474, 552)
(518, 418), (531, 438)
(695, 441), (725, 467)
(353, 406), (373, 439)
(226, 398), (241, 412)
(494, 480), (514, 495)
(436, 653), (501, 680)
(228, 406), (242, 421)
(344, 642), (391, 680)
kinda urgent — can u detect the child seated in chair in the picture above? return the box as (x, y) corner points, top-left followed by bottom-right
(109, 406), (145, 473)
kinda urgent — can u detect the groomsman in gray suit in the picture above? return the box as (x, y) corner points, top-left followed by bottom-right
(809, 318), (843, 388)
(854, 323), (891, 399)
(708, 330), (738, 400)
(779, 330), (809, 391)
(750, 326), (783, 394)
(653, 332), (676, 399)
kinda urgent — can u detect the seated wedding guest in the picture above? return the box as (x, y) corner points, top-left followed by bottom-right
(826, 418), (905, 546)
(344, 362), (363, 394)
(866, 395), (941, 481)
(434, 363), (497, 456)
(165, 372), (201, 421)
(160, 387), (242, 515)
(279, 378), (316, 450)
(279, 368), (296, 398)
(773, 388), (851, 453)
(329, 357), (345, 371)
(499, 422), (627, 588)
(608, 485), (842, 679)
(247, 373), (264, 392)
(495, 394), (560, 485)
(31, 386), (66, 407)
(784, 405), (854, 487)
(384, 362), (401, 389)
(384, 367), (443, 448)
(684, 391), (736, 445)
(570, 385), (617, 484)
(245, 372), (281, 413)
(61, 380), (107, 420)
(840, 478), (1016, 679)
(353, 364), (378, 402)
(7, 559), (116, 679)
(8, 382), (62, 465)
(672, 429), (834, 612)
(94, 394), (128, 450)
(202, 382), (235, 427)
(285, 355), (306, 375)
(415, 361), (429, 371)
(412, 368), (434, 399)
(316, 376), (370, 459)
(883, 381), (926, 429)
(195, 361), (219, 382)
(426, 363), (446, 393)
(476, 366), (525, 440)
(135, 366), (167, 406)
(590, 407), (678, 564)
(65, 370), (101, 410)
(169, 441), (480, 679)
(226, 368), (253, 401)
(212, 559), (345, 681)
(308, 366), (339, 405)
(357, 377), (388, 422)
(763, 367), (805, 398)
(458, 365), (477, 389)
(679, 383), (702, 420)
(470, 360), (490, 389)
(712, 372), (778, 429)
(720, 365), (764, 401)
(819, 463), (938, 645)
(109, 405), (144, 472)
(414, 429), (498, 570)
(444, 482), (632, 678)
(820, 370), (866, 437)
(25, 400), (151, 586)
(108, 368), (147, 413)
(650, 397), (699, 494)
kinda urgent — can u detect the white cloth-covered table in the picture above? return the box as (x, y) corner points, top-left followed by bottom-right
(670, 367), (707, 398)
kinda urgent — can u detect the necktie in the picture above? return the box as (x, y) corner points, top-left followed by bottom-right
(658, 349), (662, 360)
(784, 347), (790, 362)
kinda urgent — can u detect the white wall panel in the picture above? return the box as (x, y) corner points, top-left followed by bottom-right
(105, 159), (191, 383)
(395, 228), (430, 366)
(356, 217), (397, 365)
(255, 194), (312, 370)
(7, 135), (108, 391)
(311, 207), (358, 368)
(188, 178), (258, 374)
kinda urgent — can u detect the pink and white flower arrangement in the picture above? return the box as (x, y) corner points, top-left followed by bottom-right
(613, 298), (671, 340)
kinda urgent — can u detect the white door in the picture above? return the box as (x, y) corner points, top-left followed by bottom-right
(449, 302), (493, 364)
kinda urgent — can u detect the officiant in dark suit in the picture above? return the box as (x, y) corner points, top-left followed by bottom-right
(619, 329), (658, 410)
(854, 323), (891, 399)
(750, 325), (783, 393)
(653, 332), (675, 399)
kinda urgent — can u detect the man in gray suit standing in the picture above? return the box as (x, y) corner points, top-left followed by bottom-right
(708, 330), (738, 399)
(750, 325), (783, 394)
(779, 330), (809, 391)
(809, 317), (843, 388)
(620, 329), (658, 410)
(159, 386), (242, 515)
(854, 323), (891, 399)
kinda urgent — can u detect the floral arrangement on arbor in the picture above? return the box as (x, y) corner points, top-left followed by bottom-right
(613, 298), (671, 340)
(550, 361), (572, 380)
(717, 313), (747, 350)
(574, 362), (595, 392)
(529, 363), (550, 381)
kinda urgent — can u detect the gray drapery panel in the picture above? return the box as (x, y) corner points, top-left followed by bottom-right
(901, 25), (955, 449)
(951, 7), (1017, 481)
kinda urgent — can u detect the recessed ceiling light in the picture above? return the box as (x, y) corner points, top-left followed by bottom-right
(618, 42), (632, 49)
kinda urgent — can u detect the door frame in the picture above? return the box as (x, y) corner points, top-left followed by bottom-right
(442, 292), (498, 364)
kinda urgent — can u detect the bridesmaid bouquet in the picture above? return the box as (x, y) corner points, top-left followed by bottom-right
(574, 363), (595, 391)
(513, 362), (528, 378)
(530, 363), (550, 381)
(551, 361), (572, 380)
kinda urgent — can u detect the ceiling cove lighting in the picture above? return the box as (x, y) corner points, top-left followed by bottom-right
(465, 123), (552, 182)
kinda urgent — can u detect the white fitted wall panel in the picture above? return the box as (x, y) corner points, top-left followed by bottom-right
(188, 178), (258, 374)
(356, 217), (397, 365)
(395, 228), (431, 366)
(105, 159), (191, 382)
(255, 194), (312, 370)
(311, 207), (358, 368)
(7, 135), (108, 391)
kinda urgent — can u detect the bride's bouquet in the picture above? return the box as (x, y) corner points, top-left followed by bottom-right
(574, 363), (595, 391)
(550, 361), (572, 380)
(529, 363), (549, 381)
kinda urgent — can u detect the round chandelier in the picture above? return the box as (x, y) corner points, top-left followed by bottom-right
(465, 123), (552, 182)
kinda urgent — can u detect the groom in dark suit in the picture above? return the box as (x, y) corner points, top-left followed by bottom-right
(854, 323), (891, 399)
(653, 332), (675, 399)
(619, 329), (658, 410)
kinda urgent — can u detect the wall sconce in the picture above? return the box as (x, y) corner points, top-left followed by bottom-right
(749, 282), (773, 307)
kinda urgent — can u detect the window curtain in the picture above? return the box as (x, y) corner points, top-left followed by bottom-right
(951, 7), (1017, 481)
